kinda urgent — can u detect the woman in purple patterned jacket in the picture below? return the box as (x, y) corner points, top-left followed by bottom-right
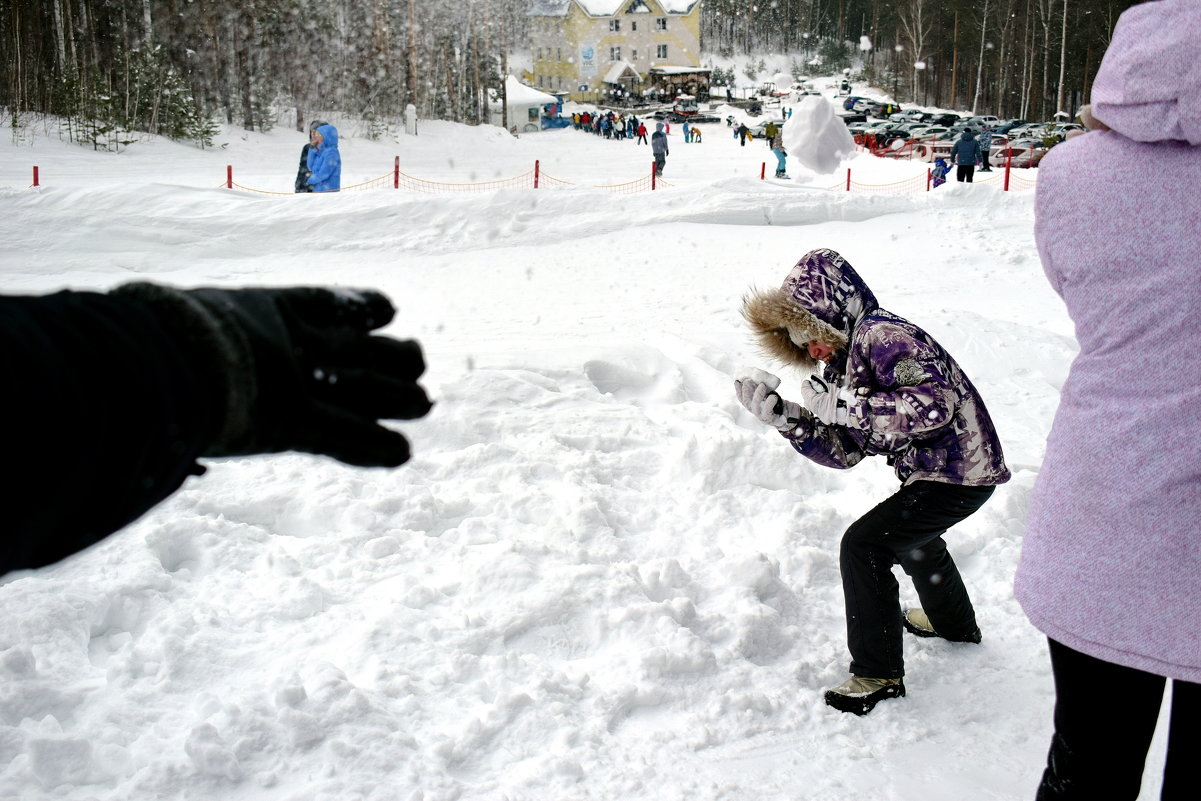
(735, 247), (1010, 715)
(1016, 1), (1201, 797)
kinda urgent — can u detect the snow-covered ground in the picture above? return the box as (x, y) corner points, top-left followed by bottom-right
(0, 90), (1170, 801)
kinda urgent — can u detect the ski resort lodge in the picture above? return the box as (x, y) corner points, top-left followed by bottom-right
(528, 0), (708, 104)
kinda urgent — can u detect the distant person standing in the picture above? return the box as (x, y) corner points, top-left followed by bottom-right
(682, 120), (691, 143)
(764, 120), (779, 148)
(978, 126), (994, 172)
(637, 121), (648, 145)
(305, 123), (342, 193)
(651, 122), (669, 176)
(771, 129), (788, 179)
(949, 129), (983, 182)
(294, 119), (329, 193)
(737, 122), (750, 146)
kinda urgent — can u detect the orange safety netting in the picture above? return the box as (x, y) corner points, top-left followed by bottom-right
(229, 172), (394, 195)
(220, 164), (667, 195)
(847, 173), (930, 195)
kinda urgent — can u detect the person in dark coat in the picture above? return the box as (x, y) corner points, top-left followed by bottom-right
(651, 122), (669, 176)
(949, 130), (983, 182)
(735, 248), (1010, 715)
(0, 283), (432, 577)
(294, 119), (330, 193)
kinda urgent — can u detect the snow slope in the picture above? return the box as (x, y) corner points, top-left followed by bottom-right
(0, 98), (1170, 801)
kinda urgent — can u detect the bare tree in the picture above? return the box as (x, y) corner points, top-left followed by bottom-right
(899, 0), (935, 104)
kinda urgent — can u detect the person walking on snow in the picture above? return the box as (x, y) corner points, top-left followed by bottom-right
(651, 122), (669, 177)
(1015, 1), (1201, 796)
(949, 129), (982, 183)
(735, 248), (1010, 716)
(637, 122), (648, 145)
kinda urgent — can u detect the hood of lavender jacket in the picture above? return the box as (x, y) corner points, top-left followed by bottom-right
(1016, 0), (1201, 682)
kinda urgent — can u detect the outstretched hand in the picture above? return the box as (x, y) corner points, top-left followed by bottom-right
(190, 287), (433, 466)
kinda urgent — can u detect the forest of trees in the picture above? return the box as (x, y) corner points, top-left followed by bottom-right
(1, 0), (1139, 149)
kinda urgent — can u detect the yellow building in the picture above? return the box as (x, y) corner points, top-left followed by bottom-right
(529, 0), (705, 103)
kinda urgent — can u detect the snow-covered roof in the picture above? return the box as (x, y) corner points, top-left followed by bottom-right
(648, 65), (710, 75)
(488, 76), (560, 108)
(528, 0), (699, 18)
(604, 61), (642, 83)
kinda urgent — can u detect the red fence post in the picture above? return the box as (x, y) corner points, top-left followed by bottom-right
(651, 161), (656, 191)
(32, 166), (39, 187)
(927, 168), (932, 192)
(534, 159), (540, 189)
(1004, 151), (1012, 191)
(226, 165), (233, 189)
(846, 168), (851, 192)
(394, 156), (400, 189)
(761, 162), (766, 180)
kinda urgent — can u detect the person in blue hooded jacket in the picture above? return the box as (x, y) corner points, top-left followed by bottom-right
(305, 123), (342, 192)
(949, 129), (982, 183)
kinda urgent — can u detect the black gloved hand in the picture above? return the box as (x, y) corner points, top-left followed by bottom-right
(116, 283), (432, 467)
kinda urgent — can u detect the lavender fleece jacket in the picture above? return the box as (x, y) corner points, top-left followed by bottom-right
(1015, 0), (1201, 682)
(744, 249), (1010, 488)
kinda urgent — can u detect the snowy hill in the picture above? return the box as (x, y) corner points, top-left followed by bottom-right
(0, 100), (1171, 801)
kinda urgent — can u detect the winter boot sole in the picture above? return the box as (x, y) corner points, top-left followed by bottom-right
(902, 613), (982, 644)
(823, 682), (906, 716)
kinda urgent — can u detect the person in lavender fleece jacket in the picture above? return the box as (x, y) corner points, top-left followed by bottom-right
(735, 247), (1010, 715)
(1015, 1), (1201, 797)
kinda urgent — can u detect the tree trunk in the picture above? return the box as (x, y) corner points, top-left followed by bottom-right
(1055, 0), (1068, 114)
(972, 1), (990, 114)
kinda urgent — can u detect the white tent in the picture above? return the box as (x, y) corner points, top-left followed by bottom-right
(489, 76), (560, 133)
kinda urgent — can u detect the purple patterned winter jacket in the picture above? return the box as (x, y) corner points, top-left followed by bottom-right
(748, 249), (1010, 487)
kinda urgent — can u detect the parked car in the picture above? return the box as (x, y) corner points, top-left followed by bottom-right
(843, 95), (869, 111)
(966, 115), (1000, 128)
(908, 125), (952, 139)
(927, 113), (963, 127)
(749, 118), (787, 139)
(993, 118), (1028, 134)
(992, 137), (1050, 168)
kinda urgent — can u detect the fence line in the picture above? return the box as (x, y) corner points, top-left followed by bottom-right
(20, 158), (1031, 196)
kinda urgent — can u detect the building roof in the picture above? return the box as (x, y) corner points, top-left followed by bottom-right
(488, 76), (560, 108)
(603, 61), (643, 83)
(528, 0), (699, 18)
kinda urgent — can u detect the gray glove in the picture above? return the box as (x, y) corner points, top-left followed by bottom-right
(799, 374), (852, 426)
(734, 379), (803, 432)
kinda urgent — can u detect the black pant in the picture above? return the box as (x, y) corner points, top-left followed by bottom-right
(1036, 639), (1200, 800)
(956, 165), (975, 182)
(654, 153), (666, 175)
(841, 481), (994, 678)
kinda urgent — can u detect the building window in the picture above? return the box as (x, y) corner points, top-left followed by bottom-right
(557, 48), (561, 62)
(632, 21), (637, 31)
(632, 49), (638, 61)
(656, 18), (667, 31)
(609, 19), (621, 32)
(610, 46), (621, 61)
(656, 44), (668, 59)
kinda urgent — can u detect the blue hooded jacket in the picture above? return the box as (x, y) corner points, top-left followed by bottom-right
(306, 124), (342, 192)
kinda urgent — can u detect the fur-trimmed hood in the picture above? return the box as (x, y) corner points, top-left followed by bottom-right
(742, 248), (878, 371)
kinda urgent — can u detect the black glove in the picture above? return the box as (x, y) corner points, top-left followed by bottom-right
(115, 283), (432, 467)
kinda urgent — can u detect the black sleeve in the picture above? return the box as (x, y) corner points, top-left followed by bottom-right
(0, 291), (225, 574)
